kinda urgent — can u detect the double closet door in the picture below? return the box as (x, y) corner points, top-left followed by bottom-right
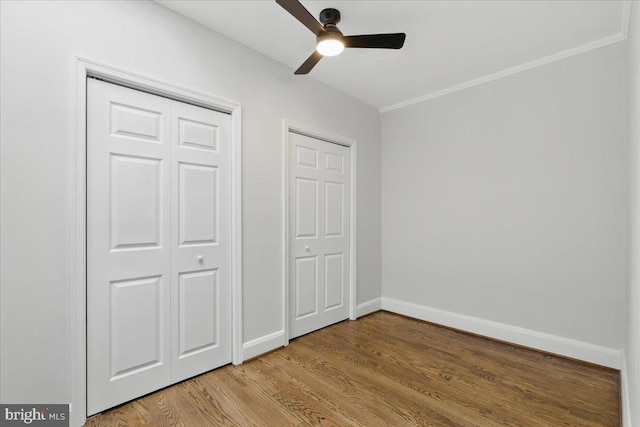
(87, 79), (232, 415)
(289, 132), (350, 339)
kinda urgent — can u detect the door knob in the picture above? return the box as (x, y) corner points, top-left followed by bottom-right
(305, 245), (310, 251)
(197, 254), (204, 262)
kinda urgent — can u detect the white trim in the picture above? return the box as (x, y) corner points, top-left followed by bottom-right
(356, 298), (381, 318)
(287, 121), (356, 148)
(282, 120), (291, 346)
(381, 297), (622, 369)
(349, 140), (358, 320)
(231, 107), (244, 365)
(282, 120), (358, 345)
(76, 58), (239, 113)
(242, 330), (286, 361)
(72, 57), (243, 427)
(380, 33), (627, 113)
(621, 350), (632, 427)
(348, 142), (358, 322)
(70, 58), (89, 427)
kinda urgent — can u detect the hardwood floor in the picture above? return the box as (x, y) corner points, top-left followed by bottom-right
(86, 311), (620, 426)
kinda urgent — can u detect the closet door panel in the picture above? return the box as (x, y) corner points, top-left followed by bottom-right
(170, 101), (232, 383)
(87, 79), (172, 415)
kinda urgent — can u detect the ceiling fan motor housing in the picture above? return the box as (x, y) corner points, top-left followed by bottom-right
(320, 8), (341, 27)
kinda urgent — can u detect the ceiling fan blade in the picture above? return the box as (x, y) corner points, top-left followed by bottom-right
(343, 33), (406, 49)
(276, 0), (324, 36)
(295, 51), (323, 75)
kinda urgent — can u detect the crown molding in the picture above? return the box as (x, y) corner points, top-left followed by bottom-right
(381, 1), (632, 114)
(380, 32), (626, 113)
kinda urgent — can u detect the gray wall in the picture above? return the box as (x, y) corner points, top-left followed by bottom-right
(381, 42), (627, 349)
(1, 0), (634, 422)
(0, 0), (381, 411)
(627, 1), (640, 425)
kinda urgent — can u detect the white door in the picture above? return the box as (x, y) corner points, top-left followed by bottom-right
(87, 79), (232, 415)
(170, 101), (231, 382)
(289, 132), (350, 339)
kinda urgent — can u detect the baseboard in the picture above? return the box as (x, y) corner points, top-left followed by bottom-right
(381, 297), (622, 369)
(356, 298), (382, 318)
(70, 407), (84, 427)
(621, 351), (633, 426)
(242, 329), (285, 361)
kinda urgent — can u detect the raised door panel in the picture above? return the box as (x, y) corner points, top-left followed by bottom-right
(110, 103), (163, 143)
(179, 117), (218, 152)
(324, 181), (344, 238)
(178, 163), (218, 246)
(324, 254), (344, 310)
(296, 145), (318, 169)
(324, 152), (344, 174)
(110, 276), (164, 379)
(296, 178), (318, 239)
(178, 270), (219, 357)
(295, 256), (318, 319)
(110, 155), (163, 250)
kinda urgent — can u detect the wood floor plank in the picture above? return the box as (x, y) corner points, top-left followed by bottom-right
(268, 350), (411, 426)
(199, 366), (299, 427)
(285, 336), (466, 426)
(344, 314), (619, 426)
(86, 311), (620, 426)
(305, 327), (522, 426)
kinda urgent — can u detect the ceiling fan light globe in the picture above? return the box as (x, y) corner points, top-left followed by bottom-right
(316, 39), (344, 56)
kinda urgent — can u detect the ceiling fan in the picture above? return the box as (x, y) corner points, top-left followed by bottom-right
(275, 0), (406, 75)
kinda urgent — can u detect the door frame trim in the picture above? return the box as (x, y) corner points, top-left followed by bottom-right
(282, 120), (358, 345)
(72, 57), (243, 426)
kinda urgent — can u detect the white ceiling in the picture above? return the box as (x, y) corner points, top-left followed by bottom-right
(157, 1), (629, 111)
